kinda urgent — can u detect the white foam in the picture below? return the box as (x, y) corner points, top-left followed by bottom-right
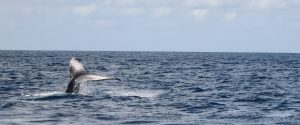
(266, 110), (295, 117)
(106, 89), (164, 98)
(0, 77), (12, 80)
(23, 91), (63, 97)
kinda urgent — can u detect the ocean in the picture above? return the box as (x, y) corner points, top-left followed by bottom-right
(0, 50), (299, 125)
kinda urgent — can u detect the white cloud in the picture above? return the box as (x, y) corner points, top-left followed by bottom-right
(184, 0), (297, 11)
(191, 9), (208, 21)
(73, 4), (97, 16)
(151, 6), (172, 18)
(121, 7), (143, 16)
(248, 0), (288, 9)
(224, 12), (237, 21)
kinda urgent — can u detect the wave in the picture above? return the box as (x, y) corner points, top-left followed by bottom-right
(21, 88), (165, 100)
(22, 91), (64, 97)
(104, 89), (165, 98)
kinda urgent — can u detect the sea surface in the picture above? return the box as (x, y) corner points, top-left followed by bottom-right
(0, 50), (300, 125)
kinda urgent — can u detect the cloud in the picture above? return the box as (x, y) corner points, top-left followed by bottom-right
(248, 0), (288, 9)
(73, 4), (97, 16)
(184, 0), (297, 11)
(191, 9), (208, 21)
(151, 6), (172, 18)
(224, 12), (237, 21)
(121, 7), (143, 16)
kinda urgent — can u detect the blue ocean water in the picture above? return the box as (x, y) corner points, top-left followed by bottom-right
(0, 50), (300, 125)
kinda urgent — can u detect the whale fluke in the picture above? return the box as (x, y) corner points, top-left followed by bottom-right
(69, 57), (86, 80)
(66, 57), (120, 93)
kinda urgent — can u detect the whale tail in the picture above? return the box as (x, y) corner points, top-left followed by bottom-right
(66, 57), (120, 93)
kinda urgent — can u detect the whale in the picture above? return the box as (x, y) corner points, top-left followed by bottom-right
(65, 57), (120, 93)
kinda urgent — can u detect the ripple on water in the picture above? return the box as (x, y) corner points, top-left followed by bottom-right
(1, 51), (300, 125)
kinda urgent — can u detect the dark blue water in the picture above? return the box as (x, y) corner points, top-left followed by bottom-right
(0, 51), (300, 125)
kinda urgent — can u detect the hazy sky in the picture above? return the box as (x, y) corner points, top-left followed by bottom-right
(1, 0), (300, 52)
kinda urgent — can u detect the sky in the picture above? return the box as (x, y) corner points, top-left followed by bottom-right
(1, 0), (300, 52)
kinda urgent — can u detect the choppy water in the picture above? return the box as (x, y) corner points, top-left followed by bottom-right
(0, 50), (300, 125)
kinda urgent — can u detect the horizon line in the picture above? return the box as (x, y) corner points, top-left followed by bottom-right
(1, 49), (299, 54)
